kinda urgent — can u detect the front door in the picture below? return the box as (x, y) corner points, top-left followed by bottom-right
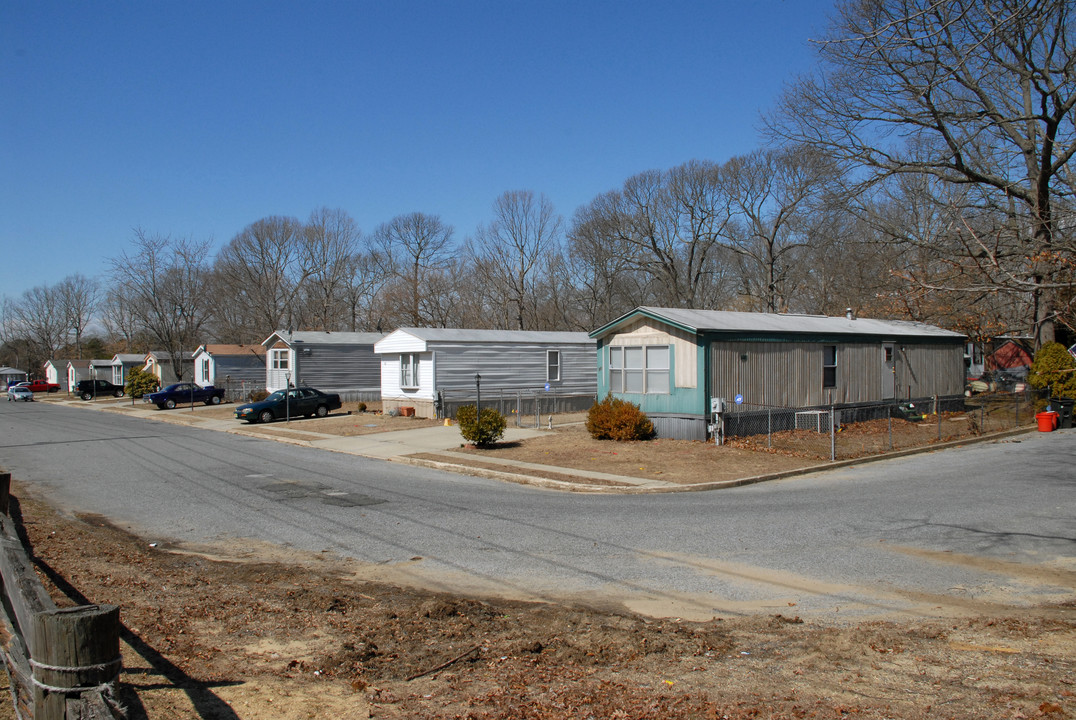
(882, 344), (896, 400)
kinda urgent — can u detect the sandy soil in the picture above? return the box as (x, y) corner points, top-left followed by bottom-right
(4, 491), (1073, 720)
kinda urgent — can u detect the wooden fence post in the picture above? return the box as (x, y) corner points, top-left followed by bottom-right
(31, 605), (121, 720)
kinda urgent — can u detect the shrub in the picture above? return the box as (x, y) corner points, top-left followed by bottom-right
(586, 396), (655, 441)
(456, 405), (507, 447)
(124, 366), (159, 398)
(1029, 342), (1076, 398)
(356, 401), (367, 413)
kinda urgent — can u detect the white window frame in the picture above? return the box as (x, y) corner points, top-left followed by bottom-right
(271, 349), (289, 371)
(608, 345), (671, 394)
(546, 350), (561, 382)
(400, 353), (420, 389)
(823, 345), (837, 389)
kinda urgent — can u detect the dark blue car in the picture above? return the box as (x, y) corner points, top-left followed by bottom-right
(234, 387), (342, 423)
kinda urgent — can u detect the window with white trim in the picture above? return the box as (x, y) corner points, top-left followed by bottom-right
(608, 345), (670, 394)
(400, 353), (419, 388)
(201, 358), (210, 382)
(546, 350), (561, 382)
(271, 349), (289, 371)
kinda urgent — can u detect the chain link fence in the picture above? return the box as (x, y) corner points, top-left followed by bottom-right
(719, 389), (1047, 462)
(437, 388), (596, 427)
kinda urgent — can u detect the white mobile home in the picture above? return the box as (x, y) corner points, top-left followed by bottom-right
(374, 328), (597, 418)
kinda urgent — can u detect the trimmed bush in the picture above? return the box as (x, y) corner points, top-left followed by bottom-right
(456, 405), (507, 447)
(586, 396), (655, 441)
(1029, 342), (1076, 398)
(124, 366), (159, 399)
(356, 401), (367, 413)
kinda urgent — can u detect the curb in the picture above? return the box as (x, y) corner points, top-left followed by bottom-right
(392, 425), (1038, 494)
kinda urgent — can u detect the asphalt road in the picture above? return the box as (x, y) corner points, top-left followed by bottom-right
(1, 399), (1073, 620)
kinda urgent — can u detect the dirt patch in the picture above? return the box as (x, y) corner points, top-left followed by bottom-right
(6, 489), (1073, 720)
(441, 423), (826, 484)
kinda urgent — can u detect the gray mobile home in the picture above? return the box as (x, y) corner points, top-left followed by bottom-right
(374, 328), (597, 418)
(262, 331), (383, 400)
(591, 307), (966, 440)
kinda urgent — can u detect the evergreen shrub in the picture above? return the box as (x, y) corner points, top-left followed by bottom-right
(456, 405), (507, 447)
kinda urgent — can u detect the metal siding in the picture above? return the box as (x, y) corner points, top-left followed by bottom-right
(214, 356), (266, 387)
(294, 343), (381, 391)
(432, 342), (596, 394)
(711, 339), (966, 407)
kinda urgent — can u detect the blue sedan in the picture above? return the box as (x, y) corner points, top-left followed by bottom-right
(234, 387), (342, 423)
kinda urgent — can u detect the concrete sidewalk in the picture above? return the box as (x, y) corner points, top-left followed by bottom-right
(64, 398), (676, 490)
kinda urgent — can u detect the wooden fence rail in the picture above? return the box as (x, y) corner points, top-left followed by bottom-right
(0, 470), (124, 720)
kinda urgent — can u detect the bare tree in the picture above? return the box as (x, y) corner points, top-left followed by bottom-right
(468, 191), (562, 330)
(99, 285), (141, 352)
(769, 0), (1076, 345)
(577, 160), (734, 309)
(56, 274), (99, 359)
(722, 147), (835, 313)
(371, 212), (456, 326)
(213, 216), (310, 340)
(8, 284), (68, 369)
(110, 229), (212, 377)
(300, 207), (362, 330)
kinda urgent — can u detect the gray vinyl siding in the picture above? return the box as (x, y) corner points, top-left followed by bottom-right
(293, 343), (381, 393)
(710, 340), (965, 407)
(215, 356), (266, 388)
(432, 342), (597, 394)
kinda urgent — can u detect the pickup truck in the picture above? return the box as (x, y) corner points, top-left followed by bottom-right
(15, 379), (60, 393)
(143, 383), (226, 410)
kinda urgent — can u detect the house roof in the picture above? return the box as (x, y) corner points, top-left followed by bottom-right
(111, 354), (145, 364)
(145, 351), (195, 362)
(591, 307), (966, 340)
(263, 331), (385, 347)
(194, 344), (267, 357)
(0, 367), (26, 375)
(380, 327), (594, 347)
(68, 359), (113, 369)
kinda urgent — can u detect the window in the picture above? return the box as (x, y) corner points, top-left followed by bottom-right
(271, 349), (289, 371)
(546, 350), (561, 382)
(400, 353), (419, 388)
(608, 345), (670, 394)
(201, 358), (210, 382)
(823, 345), (837, 388)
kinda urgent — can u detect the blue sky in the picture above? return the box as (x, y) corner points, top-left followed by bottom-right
(1, 1), (833, 302)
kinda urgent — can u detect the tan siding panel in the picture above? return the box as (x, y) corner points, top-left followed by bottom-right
(608, 319), (697, 389)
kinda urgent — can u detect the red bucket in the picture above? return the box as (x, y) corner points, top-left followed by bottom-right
(1036, 411), (1060, 432)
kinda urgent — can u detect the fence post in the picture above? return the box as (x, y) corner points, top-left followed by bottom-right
(767, 407), (772, 449)
(1015, 391), (1020, 427)
(888, 409), (893, 451)
(936, 395), (942, 442)
(31, 605), (121, 720)
(830, 405), (836, 462)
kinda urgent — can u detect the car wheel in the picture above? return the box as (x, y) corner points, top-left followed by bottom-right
(164, 399), (176, 410)
(81, 392), (92, 401)
(209, 395), (221, 405)
(259, 410), (274, 424)
(315, 404), (329, 418)
(113, 390), (123, 398)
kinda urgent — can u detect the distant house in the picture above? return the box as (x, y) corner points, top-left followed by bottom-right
(67, 359), (114, 392)
(43, 360), (70, 390)
(110, 354), (145, 387)
(965, 336), (1034, 379)
(0, 367), (27, 390)
(590, 307), (966, 440)
(193, 344), (266, 396)
(261, 331), (384, 400)
(144, 351), (194, 385)
(374, 328), (597, 418)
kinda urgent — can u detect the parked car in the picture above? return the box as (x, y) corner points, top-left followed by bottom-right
(7, 385), (34, 402)
(17, 379), (60, 393)
(143, 383), (226, 410)
(75, 379), (125, 400)
(234, 387), (341, 423)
